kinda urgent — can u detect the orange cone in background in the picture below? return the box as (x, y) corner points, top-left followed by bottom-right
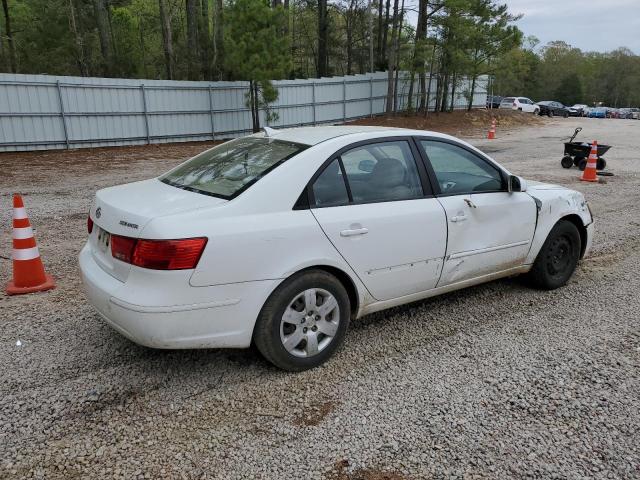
(488, 118), (496, 139)
(6, 194), (55, 295)
(580, 141), (599, 183)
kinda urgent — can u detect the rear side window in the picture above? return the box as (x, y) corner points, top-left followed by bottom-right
(310, 140), (425, 207)
(421, 141), (504, 195)
(311, 159), (349, 207)
(340, 141), (423, 203)
(160, 137), (307, 199)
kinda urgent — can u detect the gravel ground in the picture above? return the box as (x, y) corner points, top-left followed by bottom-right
(1, 117), (639, 479)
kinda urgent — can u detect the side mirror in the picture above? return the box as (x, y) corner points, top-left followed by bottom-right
(508, 175), (527, 193)
(358, 159), (375, 173)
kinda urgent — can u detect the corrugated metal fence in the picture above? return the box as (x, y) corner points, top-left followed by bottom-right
(0, 72), (488, 152)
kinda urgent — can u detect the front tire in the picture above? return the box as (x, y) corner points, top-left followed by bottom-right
(527, 220), (581, 290)
(253, 270), (351, 371)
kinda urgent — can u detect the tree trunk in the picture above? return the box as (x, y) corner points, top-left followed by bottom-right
(317, 0), (328, 76)
(1, 0), (16, 73)
(186, 0), (200, 80)
(158, 0), (174, 79)
(392, 0), (404, 112)
(68, 0), (88, 76)
(200, 0), (211, 78)
(381, 0), (390, 68)
(93, 0), (112, 76)
(467, 74), (477, 111)
(376, 0), (383, 66)
(450, 72), (457, 111)
(384, 0), (399, 113)
(213, 0), (224, 79)
(422, 44), (437, 115)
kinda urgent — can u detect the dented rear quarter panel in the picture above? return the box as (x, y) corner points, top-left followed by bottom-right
(524, 182), (593, 265)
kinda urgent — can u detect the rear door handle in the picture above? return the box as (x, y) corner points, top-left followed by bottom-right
(340, 227), (369, 237)
(450, 215), (467, 223)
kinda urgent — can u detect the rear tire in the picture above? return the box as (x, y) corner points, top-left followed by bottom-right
(561, 156), (573, 169)
(527, 220), (581, 290)
(548, 110), (554, 118)
(563, 112), (569, 118)
(253, 270), (350, 371)
(578, 158), (587, 171)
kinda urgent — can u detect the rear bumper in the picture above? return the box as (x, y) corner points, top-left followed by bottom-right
(79, 243), (278, 349)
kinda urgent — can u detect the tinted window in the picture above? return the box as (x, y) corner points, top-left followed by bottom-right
(340, 141), (423, 203)
(421, 141), (504, 194)
(160, 137), (306, 198)
(311, 159), (349, 207)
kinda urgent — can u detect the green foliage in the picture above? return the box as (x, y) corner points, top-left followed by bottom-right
(224, 0), (289, 81)
(554, 73), (583, 106)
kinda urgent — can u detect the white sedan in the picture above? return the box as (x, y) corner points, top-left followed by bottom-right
(80, 126), (594, 371)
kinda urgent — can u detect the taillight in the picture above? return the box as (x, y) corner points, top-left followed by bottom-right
(111, 235), (137, 264)
(110, 235), (207, 270)
(87, 215), (94, 234)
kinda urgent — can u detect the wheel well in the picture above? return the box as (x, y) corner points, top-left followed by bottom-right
(299, 265), (359, 318)
(560, 214), (588, 258)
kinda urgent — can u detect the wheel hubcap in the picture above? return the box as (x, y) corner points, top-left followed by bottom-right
(280, 288), (340, 358)
(547, 235), (572, 276)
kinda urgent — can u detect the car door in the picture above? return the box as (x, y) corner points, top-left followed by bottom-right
(417, 139), (537, 286)
(309, 139), (447, 301)
(518, 98), (532, 113)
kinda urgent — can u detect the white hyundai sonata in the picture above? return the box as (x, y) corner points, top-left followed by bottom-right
(80, 126), (594, 371)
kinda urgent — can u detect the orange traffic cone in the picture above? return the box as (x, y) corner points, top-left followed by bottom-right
(6, 194), (55, 295)
(487, 118), (496, 139)
(580, 141), (599, 183)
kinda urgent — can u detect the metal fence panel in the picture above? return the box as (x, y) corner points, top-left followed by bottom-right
(0, 72), (488, 152)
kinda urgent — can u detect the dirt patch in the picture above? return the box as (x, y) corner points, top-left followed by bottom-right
(293, 400), (336, 426)
(349, 109), (546, 138)
(327, 460), (410, 480)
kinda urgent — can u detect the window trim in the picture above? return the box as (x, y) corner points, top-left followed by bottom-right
(414, 136), (508, 197)
(303, 136), (435, 209)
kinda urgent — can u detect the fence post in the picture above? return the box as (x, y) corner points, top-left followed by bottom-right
(55, 80), (70, 149)
(312, 82), (317, 126)
(342, 78), (347, 122)
(369, 77), (373, 117)
(140, 84), (150, 144)
(208, 85), (215, 141)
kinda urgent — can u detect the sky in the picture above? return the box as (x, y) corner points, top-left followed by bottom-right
(503, 0), (640, 53)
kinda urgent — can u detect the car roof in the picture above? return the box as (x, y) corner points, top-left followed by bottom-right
(250, 125), (451, 146)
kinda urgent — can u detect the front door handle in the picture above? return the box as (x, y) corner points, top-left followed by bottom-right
(450, 215), (467, 223)
(340, 227), (369, 237)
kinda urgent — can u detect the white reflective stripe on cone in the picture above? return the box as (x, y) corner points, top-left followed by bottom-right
(12, 247), (40, 261)
(13, 207), (28, 220)
(12, 226), (34, 240)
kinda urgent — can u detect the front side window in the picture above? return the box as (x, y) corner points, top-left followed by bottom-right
(160, 137), (307, 199)
(340, 141), (424, 203)
(420, 141), (504, 195)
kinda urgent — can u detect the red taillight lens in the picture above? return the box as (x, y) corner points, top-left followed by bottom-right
(133, 238), (208, 270)
(109, 235), (207, 270)
(111, 235), (137, 264)
(88, 215), (94, 234)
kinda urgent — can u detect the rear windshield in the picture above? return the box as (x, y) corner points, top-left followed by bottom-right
(160, 137), (308, 199)
(501, 97), (515, 103)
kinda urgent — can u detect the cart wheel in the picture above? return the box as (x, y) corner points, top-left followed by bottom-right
(578, 159), (587, 171)
(561, 156), (574, 169)
(573, 155), (585, 167)
(597, 157), (606, 170)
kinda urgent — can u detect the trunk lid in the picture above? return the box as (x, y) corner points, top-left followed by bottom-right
(89, 179), (226, 282)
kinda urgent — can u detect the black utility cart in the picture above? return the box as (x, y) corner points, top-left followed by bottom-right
(561, 127), (610, 170)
